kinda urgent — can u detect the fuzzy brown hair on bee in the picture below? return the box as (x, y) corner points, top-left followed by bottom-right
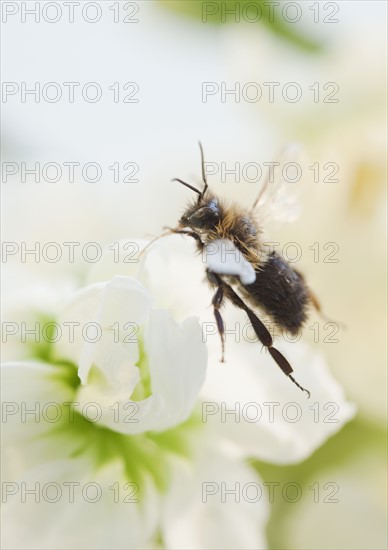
(157, 143), (326, 398)
(178, 192), (263, 268)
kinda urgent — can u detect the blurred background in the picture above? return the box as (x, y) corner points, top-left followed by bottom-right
(2, 1), (387, 548)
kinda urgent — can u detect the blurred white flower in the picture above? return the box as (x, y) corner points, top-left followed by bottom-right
(1, 239), (356, 549)
(1, 273), (209, 549)
(1, 453), (160, 550)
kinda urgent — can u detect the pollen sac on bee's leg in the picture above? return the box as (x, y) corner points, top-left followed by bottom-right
(203, 239), (256, 285)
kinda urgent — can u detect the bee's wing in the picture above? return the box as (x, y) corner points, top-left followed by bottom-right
(252, 143), (306, 224)
(204, 239), (256, 285)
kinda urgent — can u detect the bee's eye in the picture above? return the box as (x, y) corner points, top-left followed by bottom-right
(180, 199), (220, 229)
(188, 206), (219, 228)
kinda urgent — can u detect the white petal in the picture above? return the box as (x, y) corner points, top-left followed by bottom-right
(75, 310), (208, 435)
(145, 310), (208, 431)
(57, 276), (152, 384)
(1, 361), (75, 440)
(127, 235), (210, 322)
(0, 361), (76, 477)
(161, 450), (269, 550)
(201, 340), (356, 464)
(1, 457), (160, 550)
(73, 374), (165, 435)
(1, 265), (76, 362)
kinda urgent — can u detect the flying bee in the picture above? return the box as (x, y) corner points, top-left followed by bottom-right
(146, 143), (327, 397)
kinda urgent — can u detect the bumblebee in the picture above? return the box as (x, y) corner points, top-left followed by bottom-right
(152, 144), (327, 397)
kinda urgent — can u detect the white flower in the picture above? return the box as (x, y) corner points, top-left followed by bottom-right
(1, 267), (269, 550)
(55, 275), (207, 434)
(1, 240), (355, 550)
(1, 357), (269, 550)
(1, 273), (210, 549)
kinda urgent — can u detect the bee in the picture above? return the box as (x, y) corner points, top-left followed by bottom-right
(148, 144), (326, 397)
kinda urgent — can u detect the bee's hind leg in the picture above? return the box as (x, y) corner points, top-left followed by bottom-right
(211, 272), (310, 398)
(207, 270), (226, 363)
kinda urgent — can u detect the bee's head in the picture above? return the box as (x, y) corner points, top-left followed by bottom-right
(179, 196), (221, 231)
(174, 142), (222, 231)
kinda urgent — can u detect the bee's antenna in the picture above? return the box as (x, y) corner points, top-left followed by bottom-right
(198, 141), (208, 195)
(172, 178), (202, 196)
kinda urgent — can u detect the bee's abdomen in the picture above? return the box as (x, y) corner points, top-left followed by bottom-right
(241, 251), (310, 334)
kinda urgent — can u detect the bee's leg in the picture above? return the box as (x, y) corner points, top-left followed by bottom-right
(211, 273), (310, 398)
(164, 227), (204, 248)
(206, 270), (226, 362)
(309, 288), (346, 329)
(212, 287), (226, 363)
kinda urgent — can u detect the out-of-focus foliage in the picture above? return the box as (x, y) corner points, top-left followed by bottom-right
(159, 0), (323, 52)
